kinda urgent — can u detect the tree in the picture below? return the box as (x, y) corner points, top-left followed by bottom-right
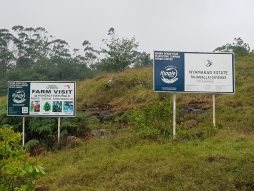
(0, 29), (15, 79)
(82, 40), (99, 66)
(134, 52), (152, 68)
(214, 37), (251, 56)
(0, 26), (95, 95)
(98, 27), (140, 72)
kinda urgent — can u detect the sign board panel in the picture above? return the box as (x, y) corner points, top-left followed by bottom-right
(8, 81), (76, 116)
(154, 51), (234, 93)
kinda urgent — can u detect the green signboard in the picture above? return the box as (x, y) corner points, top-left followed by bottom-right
(8, 81), (30, 116)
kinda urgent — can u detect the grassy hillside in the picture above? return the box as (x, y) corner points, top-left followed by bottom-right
(38, 132), (254, 191)
(37, 55), (254, 190)
(2, 55), (254, 190)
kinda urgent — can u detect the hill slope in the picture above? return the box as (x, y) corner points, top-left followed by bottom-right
(26, 55), (254, 190)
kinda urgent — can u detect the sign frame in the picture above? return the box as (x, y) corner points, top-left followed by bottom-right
(7, 81), (76, 117)
(153, 51), (235, 94)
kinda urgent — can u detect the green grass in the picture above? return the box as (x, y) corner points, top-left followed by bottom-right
(33, 54), (254, 190)
(77, 67), (157, 112)
(37, 131), (254, 191)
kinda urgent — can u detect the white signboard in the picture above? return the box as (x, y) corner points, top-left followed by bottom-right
(30, 82), (75, 116)
(184, 53), (234, 93)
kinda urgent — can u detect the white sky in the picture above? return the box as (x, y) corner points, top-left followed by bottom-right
(0, 0), (253, 55)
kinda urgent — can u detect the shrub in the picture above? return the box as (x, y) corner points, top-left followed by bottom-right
(61, 112), (96, 137)
(0, 127), (45, 191)
(129, 101), (172, 140)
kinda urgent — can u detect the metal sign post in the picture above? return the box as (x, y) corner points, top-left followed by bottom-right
(22, 117), (25, 146)
(173, 94), (176, 137)
(213, 94), (216, 127)
(58, 117), (61, 143)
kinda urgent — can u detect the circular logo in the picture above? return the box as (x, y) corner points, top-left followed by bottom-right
(12, 90), (26, 104)
(160, 66), (178, 84)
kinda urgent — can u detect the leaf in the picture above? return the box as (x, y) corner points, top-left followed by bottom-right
(25, 165), (33, 173)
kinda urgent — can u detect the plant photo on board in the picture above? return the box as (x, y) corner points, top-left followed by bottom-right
(43, 101), (51, 112)
(53, 101), (62, 112)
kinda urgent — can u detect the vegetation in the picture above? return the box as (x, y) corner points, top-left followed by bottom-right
(35, 54), (254, 190)
(0, 27), (254, 190)
(0, 26), (152, 95)
(0, 127), (45, 191)
(214, 37), (251, 57)
(97, 28), (152, 72)
(37, 132), (254, 191)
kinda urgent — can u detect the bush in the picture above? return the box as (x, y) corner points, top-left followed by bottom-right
(0, 127), (45, 191)
(61, 112), (96, 137)
(129, 101), (172, 140)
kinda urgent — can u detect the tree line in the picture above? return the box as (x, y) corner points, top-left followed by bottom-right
(0, 25), (252, 95)
(0, 26), (152, 95)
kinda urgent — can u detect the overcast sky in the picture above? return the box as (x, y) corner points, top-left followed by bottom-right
(0, 0), (253, 55)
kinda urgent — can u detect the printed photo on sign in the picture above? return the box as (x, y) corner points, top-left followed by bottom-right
(64, 101), (74, 112)
(42, 101), (52, 112)
(53, 101), (62, 112)
(30, 101), (40, 112)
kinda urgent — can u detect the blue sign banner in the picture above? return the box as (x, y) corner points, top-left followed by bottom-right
(154, 51), (184, 92)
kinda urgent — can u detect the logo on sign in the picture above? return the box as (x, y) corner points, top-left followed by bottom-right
(205, 59), (213, 67)
(160, 66), (178, 84)
(12, 90), (26, 104)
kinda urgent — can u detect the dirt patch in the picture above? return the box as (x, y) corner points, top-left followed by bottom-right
(86, 104), (113, 121)
(183, 100), (211, 113)
(205, 156), (229, 163)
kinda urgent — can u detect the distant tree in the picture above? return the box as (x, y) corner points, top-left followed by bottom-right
(134, 52), (152, 68)
(0, 25), (94, 95)
(82, 40), (99, 66)
(0, 29), (15, 79)
(214, 37), (251, 56)
(98, 27), (140, 72)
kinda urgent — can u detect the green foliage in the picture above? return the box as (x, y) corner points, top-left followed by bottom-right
(0, 127), (45, 191)
(0, 26), (95, 95)
(99, 35), (139, 71)
(129, 101), (172, 139)
(133, 52), (153, 68)
(97, 28), (151, 72)
(61, 112), (96, 137)
(24, 139), (41, 155)
(214, 37), (251, 56)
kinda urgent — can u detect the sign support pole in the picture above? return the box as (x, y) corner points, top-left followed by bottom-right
(58, 117), (61, 143)
(212, 94), (216, 127)
(22, 117), (25, 146)
(173, 94), (176, 138)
